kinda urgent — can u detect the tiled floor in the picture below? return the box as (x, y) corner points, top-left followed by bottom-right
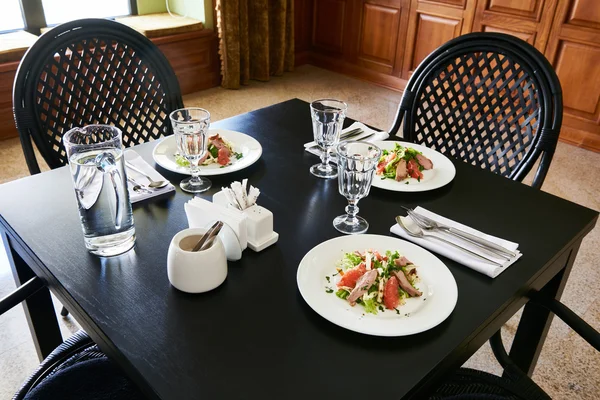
(0, 65), (599, 398)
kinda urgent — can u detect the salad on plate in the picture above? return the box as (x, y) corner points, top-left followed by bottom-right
(175, 133), (243, 168)
(376, 143), (433, 182)
(327, 249), (423, 314)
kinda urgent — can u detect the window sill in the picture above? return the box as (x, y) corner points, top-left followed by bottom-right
(0, 31), (38, 63)
(115, 13), (204, 38)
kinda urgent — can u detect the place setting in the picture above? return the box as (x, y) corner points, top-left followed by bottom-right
(296, 97), (524, 337)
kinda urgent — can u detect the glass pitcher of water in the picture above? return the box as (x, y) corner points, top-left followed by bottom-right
(63, 125), (135, 256)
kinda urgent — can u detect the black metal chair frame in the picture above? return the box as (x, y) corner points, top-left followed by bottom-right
(13, 18), (184, 175)
(390, 33), (562, 189)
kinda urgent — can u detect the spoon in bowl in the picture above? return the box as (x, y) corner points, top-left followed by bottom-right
(125, 161), (169, 188)
(395, 216), (502, 266)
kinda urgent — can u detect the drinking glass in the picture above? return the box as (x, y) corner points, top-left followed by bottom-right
(169, 108), (212, 193)
(63, 125), (136, 256)
(333, 141), (382, 235)
(309, 99), (347, 179)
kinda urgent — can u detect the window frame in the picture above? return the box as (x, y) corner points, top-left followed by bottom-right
(19, 0), (137, 34)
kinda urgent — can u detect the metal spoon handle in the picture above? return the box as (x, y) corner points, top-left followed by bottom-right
(125, 161), (153, 181)
(192, 221), (223, 252)
(426, 234), (503, 266)
(444, 227), (517, 258)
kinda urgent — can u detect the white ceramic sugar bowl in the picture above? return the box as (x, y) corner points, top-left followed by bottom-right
(167, 228), (228, 293)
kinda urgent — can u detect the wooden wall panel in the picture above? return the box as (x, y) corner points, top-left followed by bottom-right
(312, 0), (347, 54)
(0, 63), (19, 141)
(411, 14), (461, 70)
(401, 0), (476, 78)
(482, 25), (536, 44)
(545, 0), (600, 151)
(295, 0), (314, 65)
(554, 41), (600, 117)
(357, 3), (401, 74)
(471, 0), (558, 52)
(566, 0), (600, 29)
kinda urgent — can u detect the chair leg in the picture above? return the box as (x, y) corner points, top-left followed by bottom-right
(60, 306), (69, 317)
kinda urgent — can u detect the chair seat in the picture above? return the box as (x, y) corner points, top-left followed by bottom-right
(14, 330), (145, 400)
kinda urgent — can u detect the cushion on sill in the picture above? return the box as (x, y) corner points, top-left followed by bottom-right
(115, 12), (204, 38)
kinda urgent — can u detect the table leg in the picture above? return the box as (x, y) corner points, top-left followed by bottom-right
(509, 240), (582, 376)
(1, 231), (63, 361)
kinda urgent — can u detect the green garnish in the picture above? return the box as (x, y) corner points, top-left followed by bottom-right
(325, 288), (334, 294)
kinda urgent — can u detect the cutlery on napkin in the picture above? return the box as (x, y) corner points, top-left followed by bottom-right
(304, 122), (389, 159)
(124, 150), (175, 203)
(390, 207), (522, 278)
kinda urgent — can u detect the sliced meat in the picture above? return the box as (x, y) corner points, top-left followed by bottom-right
(373, 250), (387, 262)
(407, 159), (424, 180)
(376, 153), (397, 175)
(347, 270), (378, 305)
(393, 270), (422, 298)
(383, 276), (400, 309)
(416, 154), (433, 170)
(395, 160), (408, 181)
(198, 153), (209, 165)
(217, 147), (231, 165)
(337, 262), (366, 288)
(394, 256), (412, 267)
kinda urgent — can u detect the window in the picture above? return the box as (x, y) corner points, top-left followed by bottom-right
(0, 0), (25, 32)
(0, 0), (133, 34)
(41, 0), (131, 26)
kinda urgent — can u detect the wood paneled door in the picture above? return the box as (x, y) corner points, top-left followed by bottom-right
(471, 0), (559, 51)
(401, 0), (477, 79)
(545, 0), (600, 151)
(355, 0), (410, 76)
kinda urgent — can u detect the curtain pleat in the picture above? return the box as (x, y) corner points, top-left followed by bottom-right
(216, 0), (294, 89)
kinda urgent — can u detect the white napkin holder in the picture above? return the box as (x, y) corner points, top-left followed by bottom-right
(213, 190), (279, 252)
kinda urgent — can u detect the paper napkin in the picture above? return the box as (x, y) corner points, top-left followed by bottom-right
(390, 207), (522, 278)
(184, 197), (248, 251)
(304, 122), (389, 159)
(124, 150), (175, 203)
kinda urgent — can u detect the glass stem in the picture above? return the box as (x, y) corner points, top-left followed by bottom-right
(189, 160), (200, 182)
(345, 199), (359, 222)
(321, 147), (330, 167)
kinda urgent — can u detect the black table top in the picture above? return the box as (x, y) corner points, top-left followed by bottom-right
(0, 99), (597, 400)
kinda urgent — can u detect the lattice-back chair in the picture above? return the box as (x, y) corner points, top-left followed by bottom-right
(390, 33), (562, 189)
(13, 18), (184, 175)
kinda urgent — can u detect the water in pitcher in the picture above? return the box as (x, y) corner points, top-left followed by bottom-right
(69, 148), (135, 256)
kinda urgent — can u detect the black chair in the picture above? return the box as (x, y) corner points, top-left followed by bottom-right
(12, 18), (184, 317)
(13, 18), (184, 175)
(430, 290), (600, 399)
(390, 32), (562, 189)
(0, 277), (146, 399)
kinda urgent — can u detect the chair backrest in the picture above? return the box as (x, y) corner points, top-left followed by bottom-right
(13, 18), (184, 174)
(389, 33), (562, 189)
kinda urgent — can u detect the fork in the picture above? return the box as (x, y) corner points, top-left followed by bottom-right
(406, 212), (511, 261)
(395, 216), (503, 266)
(402, 207), (517, 258)
(127, 177), (152, 194)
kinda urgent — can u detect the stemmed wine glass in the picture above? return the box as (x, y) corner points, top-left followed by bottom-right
(169, 108), (212, 193)
(333, 141), (382, 234)
(309, 99), (347, 179)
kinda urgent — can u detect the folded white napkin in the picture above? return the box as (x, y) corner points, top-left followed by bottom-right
(124, 150), (175, 203)
(304, 122), (389, 158)
(390, 207), (522, 278)
(185, 197), (248, 259)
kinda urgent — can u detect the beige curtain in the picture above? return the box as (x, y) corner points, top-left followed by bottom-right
(215, 0), (294, 89)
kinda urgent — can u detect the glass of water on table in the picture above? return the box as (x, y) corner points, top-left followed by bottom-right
(169, 107), (212, 193)
(334, 141), (382, 235)
(309, 99), (347, 179)
(63, 125), (135, 256)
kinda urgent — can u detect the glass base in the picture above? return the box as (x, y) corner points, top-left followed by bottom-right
(310, 162), (338, 179)
(85, 228), (136, 257)
(180, 176), (212, 193)
(333, 214), (368, 235)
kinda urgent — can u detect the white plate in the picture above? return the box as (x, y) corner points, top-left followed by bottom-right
(297, 234), (458, 336)
(152, 129), (262, 176)
(370, 141), (456, 192)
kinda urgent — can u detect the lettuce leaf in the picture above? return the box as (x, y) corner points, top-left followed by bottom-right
(175, 154), (190, 167)
(362, 298), (378, 314)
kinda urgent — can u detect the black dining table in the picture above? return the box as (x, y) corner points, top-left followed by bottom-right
(0, 98), (597, 399)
